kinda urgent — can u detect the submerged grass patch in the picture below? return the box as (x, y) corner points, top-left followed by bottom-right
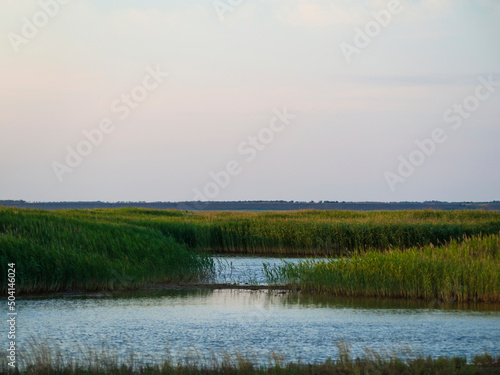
(265, 234), (500, 302)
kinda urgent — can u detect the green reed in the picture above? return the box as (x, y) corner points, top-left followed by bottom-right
(2, 207), (500, 293)
(265, 233), (500, 302)
(0, 208), (214, 294)
(20, 207), (499, 256)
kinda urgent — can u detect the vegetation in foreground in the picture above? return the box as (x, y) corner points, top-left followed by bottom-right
(0, 208), (214, 294)
(265, 233), (500, 303)
(2, 341), (499, 375)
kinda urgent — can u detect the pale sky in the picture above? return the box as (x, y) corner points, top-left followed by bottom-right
(1, 0), (499, 202)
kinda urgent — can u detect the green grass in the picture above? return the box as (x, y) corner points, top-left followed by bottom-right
(2, 339), (499, 375)
(0, 208), (214, 294)
(5, 207), (499, 256)
(2, 207), (500, 295)
(264, 233), (500, 303)
(125, 209), (500, 256)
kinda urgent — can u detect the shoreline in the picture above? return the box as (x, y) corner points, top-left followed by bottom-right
(14, 283), (293, 299)
(13, 283), (500, 308)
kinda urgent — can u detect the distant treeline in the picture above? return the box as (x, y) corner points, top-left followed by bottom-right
(1, 200), (499, 211)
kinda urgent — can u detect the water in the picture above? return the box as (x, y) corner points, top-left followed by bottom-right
(212, 255), (307, 284)
(11, 288), (500, 366)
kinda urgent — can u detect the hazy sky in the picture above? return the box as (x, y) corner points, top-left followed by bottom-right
(1, 0), (499, 202)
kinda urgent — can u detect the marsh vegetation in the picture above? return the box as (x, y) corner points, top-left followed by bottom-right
(1, 207), (499, 300)
(264, 233), (500, 302)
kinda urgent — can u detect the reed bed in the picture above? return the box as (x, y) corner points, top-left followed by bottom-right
(0, 208), (214, 294)
(265, 234), (500, 302)
(2, 207), (500, 294)
(2, 338), (498, 375)
(10, 207), (500, 256)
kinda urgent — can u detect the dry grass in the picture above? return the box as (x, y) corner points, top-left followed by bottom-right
(1, 339), (498, 375)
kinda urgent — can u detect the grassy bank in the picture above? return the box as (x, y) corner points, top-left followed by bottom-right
(2, 341), (499, 375)
(265, 234), (500, 303)
(0, 208), (214, 294)
(5, 207), (500, 256)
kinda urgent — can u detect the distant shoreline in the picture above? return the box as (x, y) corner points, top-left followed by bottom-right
(1, 200), (500, 211)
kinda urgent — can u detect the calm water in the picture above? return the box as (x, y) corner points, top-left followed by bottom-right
(11, 287), (500, 366)
(212, 255), (308, 284)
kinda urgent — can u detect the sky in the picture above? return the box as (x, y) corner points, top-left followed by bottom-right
(1, 0), (499, 203)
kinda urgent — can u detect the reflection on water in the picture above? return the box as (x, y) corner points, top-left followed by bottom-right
(11, 288), (500, 366)
(212, 255), (307, 284)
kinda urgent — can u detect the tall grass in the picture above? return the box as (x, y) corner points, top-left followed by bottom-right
(2, 207), (500, 294)
(0, 208), (214, 294)
(13, 207), (500, 256)
(265, 234), (500, 302)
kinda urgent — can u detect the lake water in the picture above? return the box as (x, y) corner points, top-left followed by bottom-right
(8, 256), (500, 367)
(211, 255), (307, 284)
